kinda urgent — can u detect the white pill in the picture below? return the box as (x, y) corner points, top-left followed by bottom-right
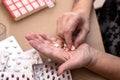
(5, 46), (9, 49)
(13, 45), (17, 48)
(71, 46), (75, 51)
(9, 52), (12, 55)
(15, 69), (20, 72)
(4, 54), (8, 58)
(9, 40), (13, 42)
(1, 62), (5, 65)
(7, 64), (11, 68)
(16, 60), (21, 65)
(17, 51), (21, 54)
(53, 43), (60, 48)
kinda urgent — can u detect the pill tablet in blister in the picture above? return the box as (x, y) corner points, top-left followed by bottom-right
(0, 36), (24, 58)
(0, 72), (34, 80)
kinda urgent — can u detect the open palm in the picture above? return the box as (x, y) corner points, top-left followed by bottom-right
(25, 33), (93, 75)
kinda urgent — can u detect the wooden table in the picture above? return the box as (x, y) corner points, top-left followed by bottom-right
(0, 0), (107, 80)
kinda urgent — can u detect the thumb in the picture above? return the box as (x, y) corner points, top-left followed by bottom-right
(57, 59), (75, 75)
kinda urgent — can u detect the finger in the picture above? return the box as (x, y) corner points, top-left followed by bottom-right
(25, 33), (38, 41)
(39, 33), (56, 42)
(39, 33), (63, 47)
(74, 30), (87, 48)
(64, 32), (72, 48)
(63, 17), (79, 48)
(29, 40), (65, 63)
(57, 14), (71, 39)
(56, 16), (69, 47)
(29, 40), (53, 58)
(39, 34), (51, 44)
(29, 40), (42, 51)
(26, 33), (45, 44)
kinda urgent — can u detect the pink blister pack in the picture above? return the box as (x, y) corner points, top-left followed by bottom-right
(32, 62), (72, 80)
(2, 0), (55, 21)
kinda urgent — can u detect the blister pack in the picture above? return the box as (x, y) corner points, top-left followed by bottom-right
(0, 36), (24, 59)
(0, 50), (9, 72)
(33, 62), (72, 80)
(0, 36), (73, 80)
(5, 48), (43, 73)
(6, 58), (37, 73)
(2, 0), (56, 21)
(0, 36), (43, 80)
(0, 72), (34, 80)
(21, 48), (43, 63)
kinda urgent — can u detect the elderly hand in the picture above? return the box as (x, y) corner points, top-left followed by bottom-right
(25, 33), (97, 75)
(57, 11), (90, 49)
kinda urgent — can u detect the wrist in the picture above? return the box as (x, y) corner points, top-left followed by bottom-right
(85, 46), (99, 69)
(72, 9), (91, 20)
(72, 0), (94, 19)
